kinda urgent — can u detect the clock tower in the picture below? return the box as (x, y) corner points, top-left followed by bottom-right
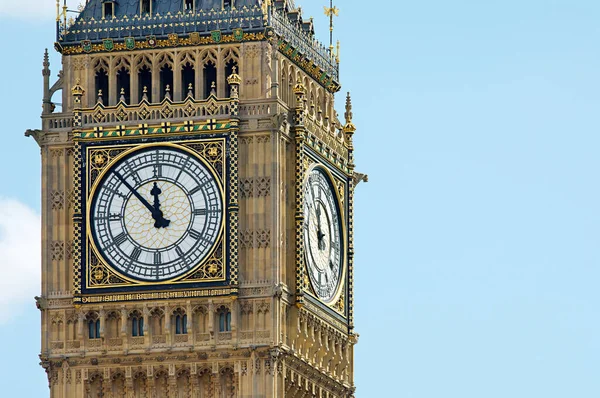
(29, 0), (361, 396)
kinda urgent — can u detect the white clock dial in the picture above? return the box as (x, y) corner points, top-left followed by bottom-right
(89, 145), (223, 281)
(303, 166), (343, 302)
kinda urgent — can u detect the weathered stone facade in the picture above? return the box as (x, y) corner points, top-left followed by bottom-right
(30, 1), (359, 397)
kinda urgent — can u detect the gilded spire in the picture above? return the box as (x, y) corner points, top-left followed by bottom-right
(343, 92), (356, 135)
(324, 0), (339, 55)
(344, 92), (353, 123)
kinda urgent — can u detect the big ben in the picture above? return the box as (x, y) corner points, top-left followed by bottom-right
(29, 0), (361, 396)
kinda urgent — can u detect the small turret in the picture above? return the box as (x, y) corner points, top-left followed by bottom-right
(42, 49), (52, 114)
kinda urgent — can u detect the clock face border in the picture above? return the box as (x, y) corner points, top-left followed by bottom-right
(79, 136), (232, 295)
(302, 160), (349, 308)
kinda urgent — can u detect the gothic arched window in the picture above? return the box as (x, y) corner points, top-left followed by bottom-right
(218, 309), (231, 332)
(173, 309), (187, 335)
(87, 314), (100, 339)
(175, 314), (187, 334)
(131, 311), (144, 337)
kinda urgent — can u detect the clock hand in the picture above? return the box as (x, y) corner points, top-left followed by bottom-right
(150, 182), (171, 228)
(316, 206), (325, 250)
(114, 171), (155, 214)
(114, 172), (169, 229)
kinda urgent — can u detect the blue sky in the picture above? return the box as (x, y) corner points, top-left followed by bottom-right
(1, 0), (600, 396)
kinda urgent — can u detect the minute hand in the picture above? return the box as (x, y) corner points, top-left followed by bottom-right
(114, 171), (155, 215)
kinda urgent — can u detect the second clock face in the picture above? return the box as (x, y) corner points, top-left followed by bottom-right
(89, 145), (223, 282)
(303, 165), (344, 303)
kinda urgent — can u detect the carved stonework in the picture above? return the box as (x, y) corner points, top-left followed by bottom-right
(50, 190), (65, 210)
(239, 229), (271, 249)
(51, 241), (65, 261)
(33, 7), (357, 396)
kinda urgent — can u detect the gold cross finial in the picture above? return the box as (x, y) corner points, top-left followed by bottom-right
(324, 1), (340, 54)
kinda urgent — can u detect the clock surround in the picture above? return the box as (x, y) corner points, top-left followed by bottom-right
(88, 143), (224, 283)
(302, 163), (346, 304)
(80, 137), (231, 295)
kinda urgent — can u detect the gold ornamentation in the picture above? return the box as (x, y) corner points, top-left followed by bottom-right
(93, 154), (106, 165)
(84, 139), (228, 292)
(88, 147), (131, 186)
(336, 181), (345, 207)
(61, 32), (267, 56)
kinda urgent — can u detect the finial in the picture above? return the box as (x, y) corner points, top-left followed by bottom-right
(56, 0), (60, 22)
(43, 49), (50, 77)
(210, 81), (216, 97)
(227, 67), (242, 86)
(336, 40), (340, 64)
(294, 79), (306, 96)
(324, 0), (339, 54)
(97, 89), (104, 105)
(142, 86), (148, 101)
(343, 92), (356, 135)
(119, 87), (126, 102)
(345, 92), (353, 122)
(62, 0), (68, 32)
(164, 84), (171, 100)
(71, 78), (85, 96)
(187, 83), (194, 98)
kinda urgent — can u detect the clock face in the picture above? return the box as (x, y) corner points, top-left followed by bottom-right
(89, 145), (223, 282)
(303, 166), (344, 302)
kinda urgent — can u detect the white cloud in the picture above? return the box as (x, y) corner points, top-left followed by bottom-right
(0, 199), (40, 324)
(0, 0), (80, 21)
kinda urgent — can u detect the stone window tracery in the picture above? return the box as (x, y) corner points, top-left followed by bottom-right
(173, 308), (188, 335)
(136, 55), (153, 103)
(217, 306), (231, 332)
(86, 312), (101, 339)
(130, 310), (144, 337)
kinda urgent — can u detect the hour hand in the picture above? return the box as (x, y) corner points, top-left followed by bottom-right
(150, 182), (171, 228)
(316, 207), (326, 250)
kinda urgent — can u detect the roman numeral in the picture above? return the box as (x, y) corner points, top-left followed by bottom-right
(189, 229), (202, 240)
(174, 159), (190, 182)
(188, 186), (201, 195)
(131, 247), (141, 261)
(175, 247), (184, 257)
(194, 208), (207, 216)
(114, 232), (128, 246)
(153, 164), (163, 178)
(106, 188), (127, 199)
(154, 252), (162, 265)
